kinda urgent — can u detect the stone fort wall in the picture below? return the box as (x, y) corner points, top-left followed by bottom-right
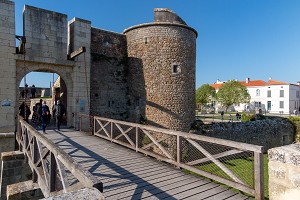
(90, 28), (129, 120)
(0, 1), (197, 133)
(124, 9), (197, 131)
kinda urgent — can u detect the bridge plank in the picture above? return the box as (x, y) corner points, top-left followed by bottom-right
(45, 129), (251, 200)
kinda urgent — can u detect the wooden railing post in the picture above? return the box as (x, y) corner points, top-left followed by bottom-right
(93, 116), (96, 136)
(80, 115), (82, 132)
(110, 122), (113, 142)
(136, 127), (139, 152)
(177, 135), (182, 163)
(32, 137), (38, 182)
(49, 152), (57, 193)
(254, 151), (264, 200)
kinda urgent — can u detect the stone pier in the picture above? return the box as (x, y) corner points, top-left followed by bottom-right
(0, 151), (32, 200)
(268, 143), (300, 200)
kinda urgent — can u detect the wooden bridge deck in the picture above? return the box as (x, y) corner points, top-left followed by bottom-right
(44, 128), (252, 200)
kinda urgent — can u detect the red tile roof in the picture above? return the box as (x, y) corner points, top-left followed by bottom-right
(267, 80), (288, 85)
(240, 80), (266, 87)
(210, 79), (290, 89)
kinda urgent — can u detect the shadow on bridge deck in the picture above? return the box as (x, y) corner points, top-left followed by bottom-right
(42, 128), (252, 200)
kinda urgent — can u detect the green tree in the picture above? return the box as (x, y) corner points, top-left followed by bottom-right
(216, 80), (250, 112)
(196, 84), (216, 111)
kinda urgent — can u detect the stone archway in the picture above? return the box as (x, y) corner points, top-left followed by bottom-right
(16, 60), (74, 127)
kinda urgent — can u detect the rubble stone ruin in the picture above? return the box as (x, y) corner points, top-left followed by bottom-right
(0, 0), (197, 133)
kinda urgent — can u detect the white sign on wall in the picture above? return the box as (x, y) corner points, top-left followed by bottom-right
(1, 99), (12, 107)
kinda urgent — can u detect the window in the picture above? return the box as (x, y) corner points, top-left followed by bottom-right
(256, 89), (260, 96)
(267, 90), (271, 97)
(254, 102), (261, 108)
(172, 64), (180, 74)
(280, 90), (284, 97)
(280, 101), (284, 108)
(267, 101), (271, 110)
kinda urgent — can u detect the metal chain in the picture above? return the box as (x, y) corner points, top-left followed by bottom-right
(23, 41), (27, 122)
(83, 52), (93, 134)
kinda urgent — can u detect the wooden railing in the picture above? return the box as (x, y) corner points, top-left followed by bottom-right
(86, 115), (264, 200)
(16, 118), (102, 198)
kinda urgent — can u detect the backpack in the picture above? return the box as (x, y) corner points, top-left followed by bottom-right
(42, 105), (49, 116)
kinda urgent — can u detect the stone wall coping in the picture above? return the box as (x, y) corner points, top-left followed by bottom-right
(1, 151), (24, 161)
(24, 4), (67, 18)
(69, 17), (91, 25)
(91, 26), (124, 36)
(0, 132), (14, 138)
(42, 188), (103, 200)
(123, 22), (198, 38)
(0, 0), (14, 5)
(268, 143), (300, 166)
(6, 180), (40, 198)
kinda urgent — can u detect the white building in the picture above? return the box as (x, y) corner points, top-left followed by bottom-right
(211, 78), (300, 114)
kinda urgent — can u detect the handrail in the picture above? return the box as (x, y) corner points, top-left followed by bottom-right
(85, 114), (264, 200)
(16, 118), (102, 198)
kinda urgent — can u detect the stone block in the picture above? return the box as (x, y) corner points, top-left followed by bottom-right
(41, 188), (103, 200)
(1, 151), (24, 162)
(6, 180), (43, 200)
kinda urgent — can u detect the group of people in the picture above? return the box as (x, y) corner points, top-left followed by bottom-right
(20, 84), (36, 98)
(19, 99), (66, 133)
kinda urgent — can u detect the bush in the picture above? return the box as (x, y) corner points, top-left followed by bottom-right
(288, 116), (300, 142)
(241, 113), (253, 122)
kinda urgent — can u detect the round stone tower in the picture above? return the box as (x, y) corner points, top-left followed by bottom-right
(124, 8), (197, 132)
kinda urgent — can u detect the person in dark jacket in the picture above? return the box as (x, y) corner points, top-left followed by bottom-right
(52, 100), (66, 131)
(19, 102), (31, 122)
(41, 101), (50, 133)
(31, 84), (36, 98)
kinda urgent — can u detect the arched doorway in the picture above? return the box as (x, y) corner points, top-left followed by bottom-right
(18, 71), (69, 128)
(16, 60), (74, 128)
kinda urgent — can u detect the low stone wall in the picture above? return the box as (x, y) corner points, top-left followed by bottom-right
(42, 188), (103, 200)
(196, 118), (294, 152)
(0, 151), (32, 200)
(268, 143), (300, 200)
(0, 133), (15, 156)
(0, 132), (15, 181)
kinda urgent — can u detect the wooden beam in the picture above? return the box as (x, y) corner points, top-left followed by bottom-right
(254, 152), (264, 200)
(68, 46), (86, 60)
(186, 139), (246, 185)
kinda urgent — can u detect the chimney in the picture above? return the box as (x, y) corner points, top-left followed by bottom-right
(269, 77), (272, 81)
(246, 77), (250, 83)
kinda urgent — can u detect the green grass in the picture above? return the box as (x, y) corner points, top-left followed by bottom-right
(184, 154), (269, 199)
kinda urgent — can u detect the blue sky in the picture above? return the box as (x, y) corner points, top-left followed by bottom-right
(16, 0), (300, 88)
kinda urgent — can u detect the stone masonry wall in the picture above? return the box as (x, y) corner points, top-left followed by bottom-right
(0, 0), (17, 133)
(23, 5), (68, 65)
(90, 28), (129, 120)
(125, 24), (197, 131)
(0, 133), (15, 184)
(268, 143), (300, 200)
(0, 133), (14, 159)
(197, 118), (295, 152)
(68, 18), (91, 117)
(0, 151), (32, 200)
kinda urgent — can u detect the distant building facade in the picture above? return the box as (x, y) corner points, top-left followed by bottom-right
(211, 78), (300, 114)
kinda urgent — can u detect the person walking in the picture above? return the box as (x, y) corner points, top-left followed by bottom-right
(52, 100), (66, 131)
(41, 100), (50, 133)
(221, 111), (224, 121)
(35, 99), (43, 128)
(19, 102), (31, 122)
(31, 84), (36, 98)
